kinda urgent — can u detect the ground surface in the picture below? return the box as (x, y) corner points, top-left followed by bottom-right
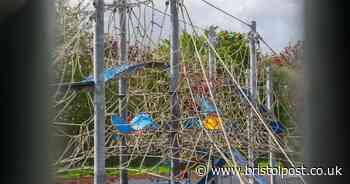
(57, 175), (303, 184)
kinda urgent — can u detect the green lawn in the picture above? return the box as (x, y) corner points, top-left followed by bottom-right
(57, 166), (171, 180)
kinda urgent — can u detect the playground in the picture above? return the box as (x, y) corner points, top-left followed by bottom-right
(52, 0), (305, 184)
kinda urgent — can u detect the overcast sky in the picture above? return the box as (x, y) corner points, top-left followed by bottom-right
(74, 0), (304, 51)
(153, 0), (304, 51)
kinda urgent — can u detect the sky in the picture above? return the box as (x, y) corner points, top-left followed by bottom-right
(153, 0), (304, 51)
(71, 0), (304, 51)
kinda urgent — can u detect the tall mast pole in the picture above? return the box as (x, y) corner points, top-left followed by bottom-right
(208, 25), (217, 83)
(93, 0), (105, 184)
(118, 0), (129, 184)
(266, 63), (275, 184)
(248, 20), (257, 184)
(208, 26), (218, 184)
(169, 0), (180, 183)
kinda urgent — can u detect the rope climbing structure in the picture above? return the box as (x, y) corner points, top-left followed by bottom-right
(51, 1), (304, 184)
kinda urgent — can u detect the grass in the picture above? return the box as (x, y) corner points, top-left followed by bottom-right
(57, 160), (285, 180)
(57, 165), (171, 180)
(257, 159), (284, 168)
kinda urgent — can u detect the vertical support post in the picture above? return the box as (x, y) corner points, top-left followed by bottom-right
(169, 0), (180, 183)
(208, 25), (217, 82)
(266, 64), (275, 184)
(248, 20), (257, 184)
(93, 0), (105, 184)
(118, 1), (129, 184)
(245, 69), (249, 88)
(208, 26), (218, 184)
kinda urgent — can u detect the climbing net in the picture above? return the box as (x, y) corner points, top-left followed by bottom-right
(52, 0), (303, 183)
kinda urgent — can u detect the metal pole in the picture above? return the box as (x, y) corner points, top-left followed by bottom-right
(119, 1), (129, 184)
(93, 0), (105, 184)
(266, 64), (275, 184)
(208, 25), (217, 82)
(248, 20), (257, 184)
(208, 26), (218, 184)
(170, 0), (180, 183)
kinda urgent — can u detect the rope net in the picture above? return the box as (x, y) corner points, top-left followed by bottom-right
(52, 0), (303, 183)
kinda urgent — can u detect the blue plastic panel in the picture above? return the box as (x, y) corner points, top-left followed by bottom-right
(130, 112), (158, 130)
(184, 117), (202, 129)
(111, 112), (158, 134)
(111, 115), (134, 134)
(270, 121), (285, 134)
